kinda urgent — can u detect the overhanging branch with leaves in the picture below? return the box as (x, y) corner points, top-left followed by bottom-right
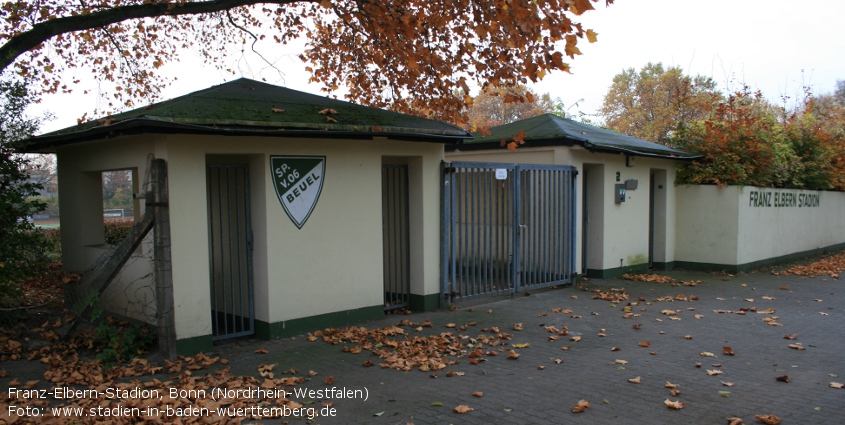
(0, 0), (307, 73)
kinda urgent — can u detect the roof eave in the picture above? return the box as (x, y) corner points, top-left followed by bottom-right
(448, 136), (701, 160)
(22, 119), (471, 153)
(581, 141), (702, 160)
(447, 136), (577, 152)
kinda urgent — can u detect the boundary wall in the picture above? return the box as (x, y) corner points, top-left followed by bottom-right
(674, 185), (845, 272)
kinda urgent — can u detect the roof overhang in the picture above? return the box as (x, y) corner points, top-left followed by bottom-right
(446, 138), (701, 161)
(448, 113), (701, 161)
(21, 78), (473, 153)
(23, 117), (471, 153)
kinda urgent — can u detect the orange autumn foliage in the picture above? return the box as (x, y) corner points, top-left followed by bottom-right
(0, 0), (613, 125)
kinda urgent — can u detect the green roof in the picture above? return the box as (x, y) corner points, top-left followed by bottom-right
(454, 113), (697, 159)
(25, 78), (470, 151)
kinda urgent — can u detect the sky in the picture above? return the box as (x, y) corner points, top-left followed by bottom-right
(31, 0), (845, 133)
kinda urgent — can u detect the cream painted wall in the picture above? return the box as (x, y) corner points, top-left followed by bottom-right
(56, 133), (443, 342)
(676, 185), (845, 267)
(57, 138), (156, 270)
(596, 154), (645, 269)
(148, 139), (215, 340)
(447, 148), (556, 165)
(737, 188), (843, 264)
(263, 141), (383, 322)
(159, 135), (443, 339)
(674, 186), (740, 265)
(55, 136), (159, 323)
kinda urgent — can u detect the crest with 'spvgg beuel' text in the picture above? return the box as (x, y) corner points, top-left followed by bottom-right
(270, 155), (325, 229)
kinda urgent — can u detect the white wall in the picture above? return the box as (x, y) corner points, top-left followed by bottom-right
(675, 185), (845, 269)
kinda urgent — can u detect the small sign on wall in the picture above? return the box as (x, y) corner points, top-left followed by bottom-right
(270, 155), (326, 229)
(495, 169), (508, 180)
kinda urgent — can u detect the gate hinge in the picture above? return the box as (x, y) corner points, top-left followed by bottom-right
(573, 170), (579, 178)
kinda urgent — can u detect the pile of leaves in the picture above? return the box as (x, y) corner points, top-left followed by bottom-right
(772, 251), (845, 279)
(590, 288), (630, 303)
(309, 320), (519, 372)
(621, 274), (702, 287)
(3, 349), (322, 424)
(17, 262), (79, 308)
(621, 273), (675, 284)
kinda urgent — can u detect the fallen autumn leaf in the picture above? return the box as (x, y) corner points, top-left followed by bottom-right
(571, 399), (591, 413)
(454, 405), (474, 414)
(664, 399), (685, 409)
(754, 414), (781, 424)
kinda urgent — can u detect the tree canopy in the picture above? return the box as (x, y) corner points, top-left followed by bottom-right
(597, 63), (845, 191)
(670, 85), (845, 191)
(466, 84), (558, 131)
(599, 62), (719, 144)
(0, 0), (612, 125)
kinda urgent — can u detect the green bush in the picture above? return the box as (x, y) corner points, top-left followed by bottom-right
(89, 297), (155, 369)
(0, 78), (48, 306)
(104, 219), (134, 245)
(0, 151), (48, 303)
(26, 220), (134, 264)
(39, 227), (61, 259)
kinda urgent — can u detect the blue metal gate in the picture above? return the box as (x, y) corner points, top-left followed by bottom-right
(441, 162), (577, 304)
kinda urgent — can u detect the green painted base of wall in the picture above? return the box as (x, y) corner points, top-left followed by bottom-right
(675, 243), (845, 274)
(255, 305), (383, 339)
(652, 262), (675, 271)
(586, 263), (649, 279)
(410, 293), (439, 312)
(176, 335), (213, 356)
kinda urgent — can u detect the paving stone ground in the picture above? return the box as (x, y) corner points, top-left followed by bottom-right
(4, 267), (844, 424)
(213, 269), (845, 424)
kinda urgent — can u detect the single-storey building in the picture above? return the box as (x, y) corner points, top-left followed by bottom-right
(28, 80), (840, 355)
(444, 113), (699, 282)
(25, 78), (470, 354)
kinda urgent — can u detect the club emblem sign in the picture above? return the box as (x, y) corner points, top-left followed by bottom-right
(270, 155), (326, 229)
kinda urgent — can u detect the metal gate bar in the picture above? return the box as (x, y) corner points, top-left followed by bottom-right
(442, 162), (576, 305)
(451, 164), (518, 302)
(207, 164), (254, 340)
(382, 165), (410, 311)
(519, 165), (575, 291)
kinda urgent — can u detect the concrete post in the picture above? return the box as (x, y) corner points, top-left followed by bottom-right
(150, 159), (177, 360)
